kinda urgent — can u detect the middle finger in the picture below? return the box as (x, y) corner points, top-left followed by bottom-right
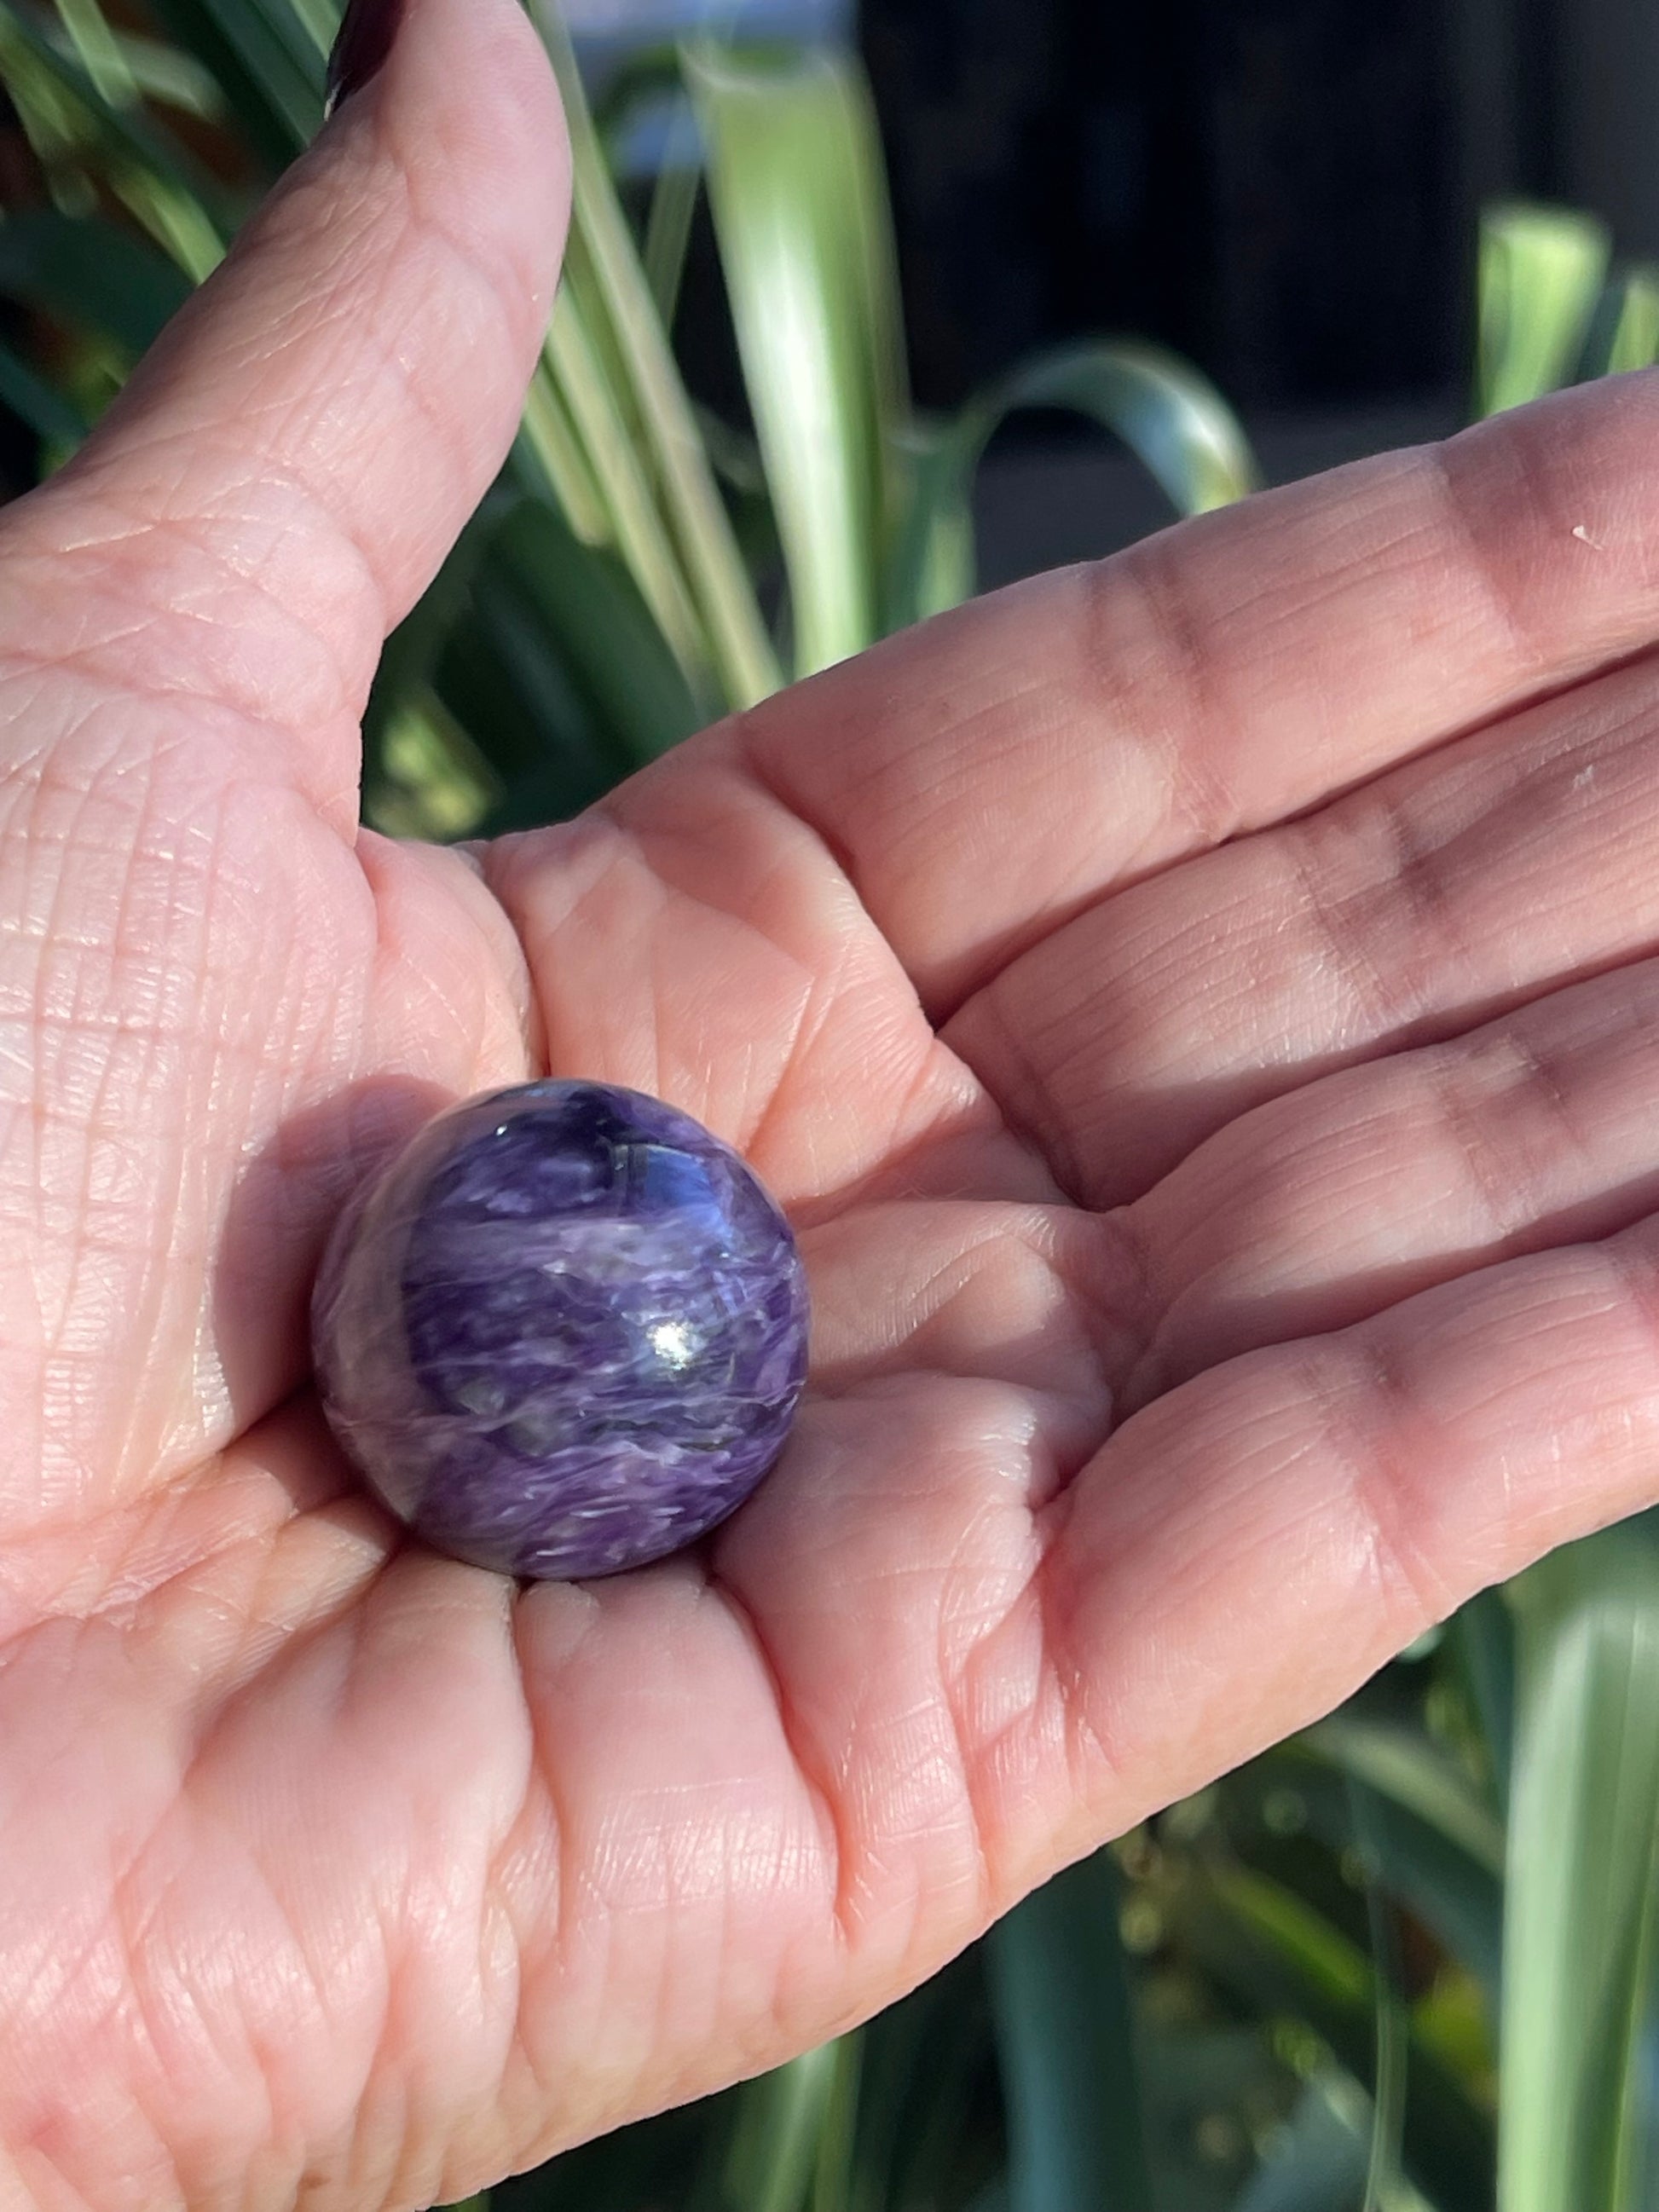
(946, 647), (1659, 1206)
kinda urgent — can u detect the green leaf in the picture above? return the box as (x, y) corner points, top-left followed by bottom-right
(1476, 201), (1610, 419)
(1579, 265), (1659, 382)
(719, 2042), (852, 2212)
(423, 492), (702, 833)
(840, 1948), (994, 2212)
(484, 495), (703, 766)
(1299, 1719), (1505, 1877)
(49, 0), (135, 107)
(532, 4), (780, 711)
(544, 265), (716, 697)
(136, 0), (327, 168)
(366, 689), (498, 840)
(1498, 1522), (1659, 2212)
(442, 592), (621, 831)
(892, 339), (1260, 625)
(986, 1846), (1153, 2212)
(1348, 1782), (1412, 2212)
(685, 38), (908, 675)
(0, 209), (193, 354)
(0, 0), (229, 276)
(1448, 1589), (1515, 1812)
(101, 28), (223, 118)
(1280, 1730), (1503, 2013)
(642, 156), (702, 337)
(361, 500), (503, 835)
(1192, 1865), (1493, 2209)
(590, 40), (702, 329)
(1605, 267), (1659, 373)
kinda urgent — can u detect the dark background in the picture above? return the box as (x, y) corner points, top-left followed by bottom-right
(860, 0), (1648, 413)
(835, 0), (1659, 575)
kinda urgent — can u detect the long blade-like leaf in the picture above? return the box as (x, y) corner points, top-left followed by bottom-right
(137, 0), (326, 166)
(1273, 1733), (1504, 2009)
(685, 38), (907, 675)
(986, 1846), (1153, 2212)
(531, 3), (780, 711)
(1579, 265), (1659, 382)
(545, 266), (715, 696)
(1192, 1864), (1494, 2209)
(1300, 1719), (1505, 1878)
(1233, 2074), (1372, 2212)
(487, 495), (703, 765)
(0, 0), (228, 275)
(1499, 1523), (1659, 2212)
(718, 2042), (849, 2212)
(1476, 200), (1610, 418)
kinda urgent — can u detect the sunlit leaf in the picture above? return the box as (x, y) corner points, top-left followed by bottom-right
(0, 0), (228, 275)
(49, 0), (134, 105)
(1499, 1523), (1659, 2212)
(1476, 200), (1610, 417)
(532, 3), (781, 711)
(1579, 265), (1659, 382)
(719, 2042), (852, 2212)
(545, 266), (716, 696)
(685, 38), (907, 673)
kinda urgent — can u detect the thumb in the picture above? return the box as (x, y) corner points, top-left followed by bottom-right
(8, 0), (569, 794)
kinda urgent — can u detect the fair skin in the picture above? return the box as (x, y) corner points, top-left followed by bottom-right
(6, 0), (1659, 2200)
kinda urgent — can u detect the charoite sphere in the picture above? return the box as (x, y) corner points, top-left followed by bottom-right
(311, 1081), (810, 1580)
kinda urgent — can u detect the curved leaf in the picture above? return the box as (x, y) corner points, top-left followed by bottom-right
(1301, 1719), (1505, 1880)
(892, 338), (1260, 626)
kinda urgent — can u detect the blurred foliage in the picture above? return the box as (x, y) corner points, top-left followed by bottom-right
(2, 7), (1658, 2208)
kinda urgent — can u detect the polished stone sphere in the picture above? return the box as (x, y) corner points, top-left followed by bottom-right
(311, 1081), (810, 1579)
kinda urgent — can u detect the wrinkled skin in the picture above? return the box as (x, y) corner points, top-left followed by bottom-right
(7, 1), (1659, 2203)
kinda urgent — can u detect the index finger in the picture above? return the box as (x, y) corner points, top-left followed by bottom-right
(740, 373), (1659, 1016)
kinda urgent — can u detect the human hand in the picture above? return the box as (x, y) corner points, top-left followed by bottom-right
(7, 1), (1659, 2202)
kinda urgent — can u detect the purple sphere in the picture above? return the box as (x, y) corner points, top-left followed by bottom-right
(310, 1081), (810, 1580)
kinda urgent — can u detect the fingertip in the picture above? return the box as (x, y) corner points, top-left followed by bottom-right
(330, 0), (571, 357)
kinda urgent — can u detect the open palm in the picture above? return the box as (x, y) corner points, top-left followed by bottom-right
(7, 2), (1659, 2202)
